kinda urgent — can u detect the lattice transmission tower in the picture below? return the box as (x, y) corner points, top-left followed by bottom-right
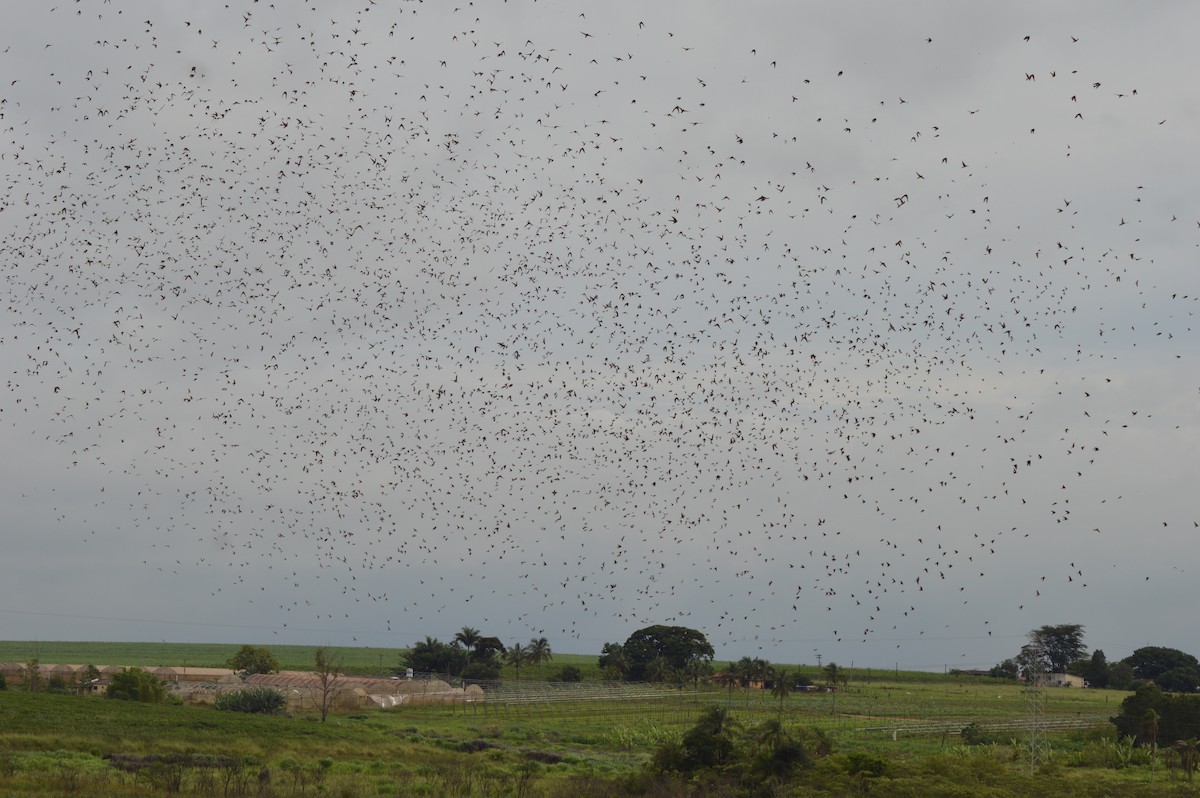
(1022, 635), (1049, 771)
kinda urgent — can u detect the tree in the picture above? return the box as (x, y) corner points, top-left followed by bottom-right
(644, 655), (674, 683)
(822, 662), (848, 691)
(402, 637), (467, 676)
(471, 636), (506, 661)
(24, 658), (40, 693)
(461, 635), (504, 681)
(1157, 666), (1200, 694)
(598, 642), (629, 680)
(654, 706), (738, 772)
(1123, 647), (1200, 682)
(313, 647), (342, 722)
(454, 626), (482, 653)
(622, 625), (714, 682)
(79, 664), (101, 695)
(989, 659), (1019, 680)
(771, 667), (793, 715)
(1108, 661), (1137, 691)
(1085, 649), (1110, 688)
(683, 657), (713, 689)
(226, 645), (280, 677)
(1112, 684), (1200, 744)
(526, 637), (553, 674)
(823, 662), (848, 714)
(715, 666), (740, 698)
(1026, 624), (1087, 673)
(505, 642), (529, 681)
(106, 668), (166, 703)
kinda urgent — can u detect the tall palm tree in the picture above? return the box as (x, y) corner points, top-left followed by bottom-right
(527, 637), (552, 675)
(505, 642), (529, 681)
(771, 667), (792, 716)
(715, 666), (739, 699)
(683, 657), (713, 689)
(823, 662), (848, 714)
(454, 626), (481, 654)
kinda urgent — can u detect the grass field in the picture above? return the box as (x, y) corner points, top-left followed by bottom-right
(2, 641), (1194, 796)
(0, 640), (605, 678)
(0, 639), (968, 683)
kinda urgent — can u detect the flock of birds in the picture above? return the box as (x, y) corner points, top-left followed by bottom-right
(1, 0), (1196, 660)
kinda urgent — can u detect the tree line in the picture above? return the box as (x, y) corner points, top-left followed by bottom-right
(989, 624), (1200, 692)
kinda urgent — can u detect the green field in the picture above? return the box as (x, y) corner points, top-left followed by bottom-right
(0, 640), (603, 679)
(0, 639), (957, 683)
(2, 642), (1195, 796)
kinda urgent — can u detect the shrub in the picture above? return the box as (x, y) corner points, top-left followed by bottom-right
(215, 686), (286, 715)
(557, 665), (583, 682)
(960, 721), (995, 745)
(105, 668), (166, 703)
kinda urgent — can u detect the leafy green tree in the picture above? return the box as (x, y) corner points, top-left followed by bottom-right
(1123, 647), (1200, 681)
(1108, 660), (1137, 691)
(1158, 666), (1200, 693)
(471, 636), (505, 661)
(622, 625), (714, 681)
(598, 642), (629, 680)
(402, 637), (467, 676)
(644, 655), (674, 683)
(1085, 649), (1110, 688)
(1027, 624), (1087, 673)
(106, 668), (166, 703)
(989, 659), (1019, 680)
(226, 645), (280, 677)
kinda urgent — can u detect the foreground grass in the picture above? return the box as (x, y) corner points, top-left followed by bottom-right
(2, 684), (1198, 797)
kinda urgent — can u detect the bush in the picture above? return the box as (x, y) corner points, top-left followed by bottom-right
(106, 668), (166, 703)
(0, 672), (6, 690)
(557, 665), (583, 682)
(215, 687), (286, 715)
(461, 659), (502, 681)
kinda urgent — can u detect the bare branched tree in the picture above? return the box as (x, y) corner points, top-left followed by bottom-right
(313, 646), (343, 722)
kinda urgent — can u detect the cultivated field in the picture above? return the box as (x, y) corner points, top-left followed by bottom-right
(2, 641), (1194, 797)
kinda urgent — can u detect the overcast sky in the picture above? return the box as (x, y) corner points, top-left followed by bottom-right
(1, 0), (1197, 671)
